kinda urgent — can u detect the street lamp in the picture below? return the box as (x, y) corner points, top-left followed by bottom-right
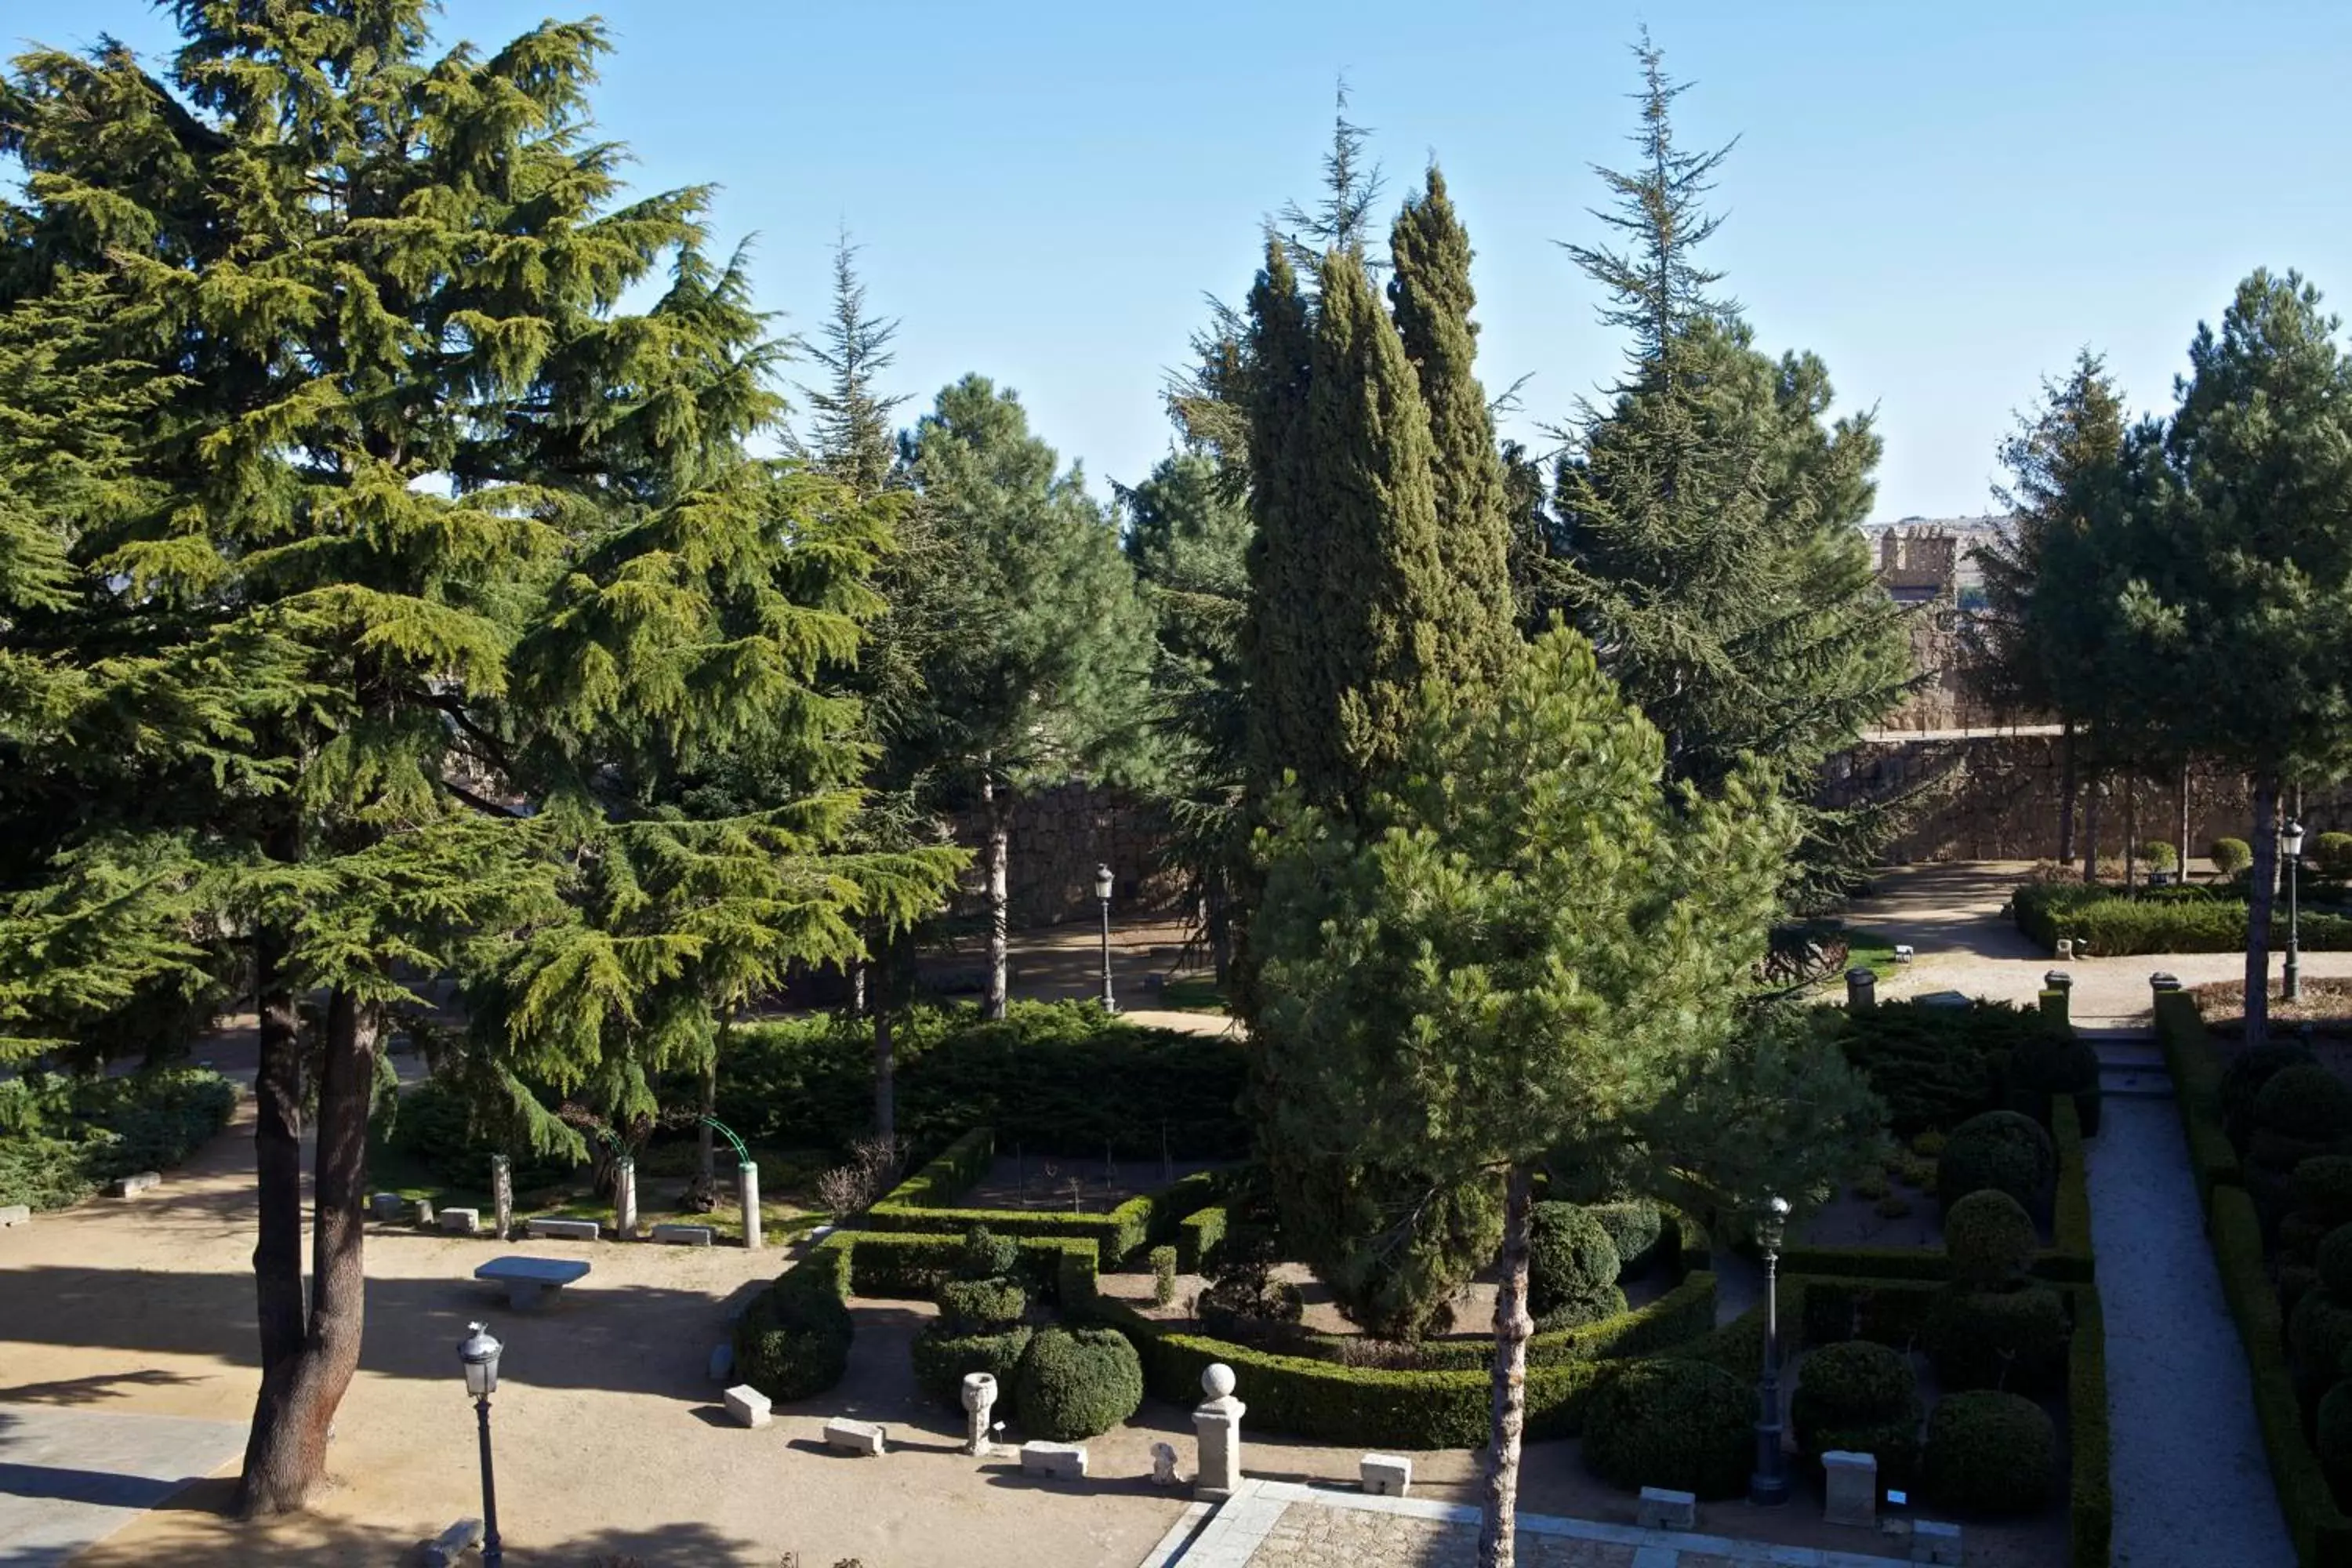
(1751, 1195), (1792, 1508)
(2285, 818), (2307, 1004)
(1094, 863), (1117, 1014)
(459, 1322), (506, 1567)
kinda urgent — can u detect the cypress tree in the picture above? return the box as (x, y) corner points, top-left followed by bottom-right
(1388, 165), (1518, 681)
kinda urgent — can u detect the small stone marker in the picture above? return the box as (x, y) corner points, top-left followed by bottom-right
(413, 1197), (435, 1227)
(492, 1153), (514, 1241)
(439, 1207), (481, 1236)
(653, 1222), (716, 1247)
(1359, 1453), (1411, 1497)
(613, 1156), (638, 1240)
(707, 1344), (734, 1383)
(2056, 937), (2075, 960)
(1150, 1442), (1181, 1486)
(960, 1372), (999, 1457)
(107, 1171), (160, 1197)
(419, 1517), (485, 1568)
(1821, 1450), (1877, 1527)
(0, 1204), (30, 1228)
(724, 1385), (771, 1429)
(1910, 1520), (1962, 1566)
(1192, 1362), (1245, 1501)
(1637, 1486), (1697, 1530)
(823, 1417), (886, 1456)
(370, 1192), (406, 1221)
(1893, 942), (1915, 964)
(739, 1160), (762, 1250)
(1019, 1439), (1087, 1479)
(526, 1216), (599, 1242)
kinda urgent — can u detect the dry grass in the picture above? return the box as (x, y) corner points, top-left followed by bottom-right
(2189, 975), (2352, 1037)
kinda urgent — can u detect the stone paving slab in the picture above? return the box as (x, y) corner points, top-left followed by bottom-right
(0, 1402), (245, 1568)
(1173, 1480), (1909, 1568)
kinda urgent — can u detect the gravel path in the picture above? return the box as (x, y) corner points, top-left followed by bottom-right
(2089, 1094), (2295, 1568)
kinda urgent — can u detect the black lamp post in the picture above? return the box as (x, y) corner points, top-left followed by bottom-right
(459, 1322), (505, 1566)
(1094, 862), (1117, 1014)
(2285, 818), (2307, 1004)
(1751, 1195), (1792, 1508)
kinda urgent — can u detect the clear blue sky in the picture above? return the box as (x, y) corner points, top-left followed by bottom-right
(12, 1), (2352, 521)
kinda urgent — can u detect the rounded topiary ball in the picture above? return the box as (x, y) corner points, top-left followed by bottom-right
(1793, 1341), (1922, 1479)
(2257, 1065), (2352, 1146)
(1923, 1284), (2071, 1393)
(1925, 1390), (2056, 1515)
(2223, 1043), (2319, 1147)
(2318, 1225), (2352, 1301)
(1528, 1202), (1622, 1319)
(1944, 1189), (2039, 1290)
(1582, 1359), (1755, 1500)
(2212, 837), (2254, 877)
(958, 1225), (1019, 1281)
(2321, 1382), (2352, 1500)
(1938, 1110), (2057, 1212)
(733, 1276), (855, 1402)
(1585, 1199), (1665, 1278)
(2315, 833), (2352, 879)
(2292, 1290), (2352, 1384)
(2296, 1157), (2352, 1226)
(1012, 1327), (1144, 1441)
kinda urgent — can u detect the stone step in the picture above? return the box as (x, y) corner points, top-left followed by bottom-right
(2103, 1082), (2176, 1100)
(2097, 1054), (2168, 1074)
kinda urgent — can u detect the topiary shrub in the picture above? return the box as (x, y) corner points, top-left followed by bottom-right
(935, 1278), (1026, 1332)
(1944, 1189), (2039, 1290)
(1586, 1200), (1665, 1279)
(1923, 1284), (2070, 1393)
(956, 1225), (1018, 1281)
(2292, 1290), (2352, 1385)
(2255, 1065), (2352, 1149)
(1925, 1390), (2056, 1515)
(1583, 1358), (1755, 1499)
(1938, 1110), (2056, 1214)
(2004, 1035), (2103, 1133)
(2320, 1225), (2352, 1301)
(1792, 1341), (1922, 1484)
(2316, 833), (2352, 880)
(2320, 1381), (2352, 1504)
(2223, 1043), (2319, 1151)
(1012, 1327), (1144, 1440)
(1151, 1244), (1178, 1308)
(911, 1324), (1033, 1412)
(2212, 837), (2255, 877)
(2142, 840), (2181, 873)
(735, 1272), (855, 1401)
(2284, 1265), (2324, 1319)
(1528, 1202), (1624, 1323)
(2297, 1158), (2352, 1227)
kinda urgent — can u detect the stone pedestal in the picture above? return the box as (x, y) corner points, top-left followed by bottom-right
(1822, 1450), (1877, 1527)
(492, 1154), (514, 1241)
(1192, 1363), (1244, 1501)
(739, 1161), (762, 1250)
(1637, 1486), (1696, 1530)
(960, 1372), (999, 1456)
(614, 1157), (638, 1239)
(1359, 1454), (1411, 1496)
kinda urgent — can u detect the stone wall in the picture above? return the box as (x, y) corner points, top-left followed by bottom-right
(949, 782), (1186, 927)
(1826, 735), (2352, 863)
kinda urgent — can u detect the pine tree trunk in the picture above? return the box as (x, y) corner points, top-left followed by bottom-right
(2179, 761), (2193, 878)
(983, 769), (1010, 1022)
(873, 943), (898, 1146)
(2246, 775), (2280, 1049)
(697, 1053), (717, 1188)
(1477, 1164), (1535, 1568)
(248, 920), (306, 1385)
(237, 988), (377, 1516)
(2056, 720), (2078, 865)
(2082, 774), (2102, 884)
(2124, 780), (2138, 891)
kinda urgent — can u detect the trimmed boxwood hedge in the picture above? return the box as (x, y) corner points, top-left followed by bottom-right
(911, 1325), (1033, 1412)
(2013, 878), (2352, 956)
(1012, 1327), (1145, 1439)
(2069, 1285), (2113, 1568)
(2154, 991), (2245, 1207)
(1581, 1359), (1755, 1499)
(1939, 1109), (2057, 1214)
(1791, 1340), (1922, 1483)
(733, 1244), (856, 1401)
(1178, 1206), (1228, 1272)
(1926, 1390), (2056, 1515)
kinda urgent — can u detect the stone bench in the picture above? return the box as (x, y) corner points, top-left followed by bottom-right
(1018, 1440), (1086, 1479)
(525, 1217), (599, 1242)
(824, 1417), (887, 1456)
(107, 1172), (161, 1197)
(0, 1204), (30, 1228)
(652, 1222), (715, 1247)
(1359, 1454), (1411, 1497)
(438, 1207), (480, 1236)
(724, 1385), (771, 1428)
(419, 1517), (484, 1568)
(1637, 1486), (1697, 1530)
(473, 1255), (590, 1310)
(370, 1192), (407, 1221)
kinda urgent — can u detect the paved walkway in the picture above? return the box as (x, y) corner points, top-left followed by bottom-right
(1144, 1481), (1916, 1568)
(0, 1403), (245, 1567)
(2089, 1096), (2296, 1568)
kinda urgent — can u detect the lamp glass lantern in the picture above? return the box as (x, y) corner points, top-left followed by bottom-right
(2285, 819), (2307, 859)
(459, 1322), (503, 1398)
(1093, 862), (1115, 902)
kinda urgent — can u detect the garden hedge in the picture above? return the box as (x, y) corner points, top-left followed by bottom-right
(1583, 1358), (1755, 1498)
(2070, 1285), (2113, 1568)
(1926, 1390), (2056, 1514)
(1012, 1327), (1145, 1439)
(2014, 878), (2352, 956)
(1178, 1206), (1228, 1272)
(2154, 990), (2244, 1206)
(0, 1068), (238, 1212)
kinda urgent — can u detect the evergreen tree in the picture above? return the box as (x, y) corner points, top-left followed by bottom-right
(1278, 78), (1385, 273)
(0, 6), (954, 1512)
(1252, 626), (1794, 1566)
(795, 228), (908, 501)
(2118, 270), (2352, 1044)
(1552, 42), (1911, 902)
(902, 376), (1156, 1018)
(1388, 166), (1518, 680)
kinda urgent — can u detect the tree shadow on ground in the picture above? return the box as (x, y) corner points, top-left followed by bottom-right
(0, 1369), (201, 1406)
